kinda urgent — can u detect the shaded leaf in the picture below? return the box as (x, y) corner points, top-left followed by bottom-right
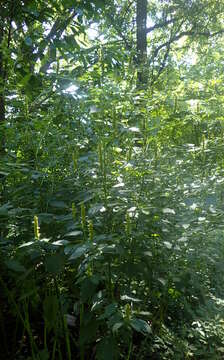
(5, 259), (26, 273)
(45, 253), (65, 274)
(130, 318), (151, 334)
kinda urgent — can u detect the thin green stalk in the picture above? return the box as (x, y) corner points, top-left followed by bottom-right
(98, 140), (107, 206)
(102, 142), (107, 207)
(0, 305), (8, 356)
(44, 324), (47, 352)
(98, 141), (103, 175)
(54, 277), (65, 335)
(80, 303), (84, 360)
(64, 315), (71, 360)
(0, 276), (37, 356)
(58, 345), (63, 360)
(127, 339), (132, 360)
(108, 260), (113, 301)
(52, 339), (57, 360)
(24, 302), (37, 360)
(12, 315), (20, 356)
(53, 278), (72, 360)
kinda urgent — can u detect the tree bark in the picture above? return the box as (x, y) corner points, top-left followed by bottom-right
(0, 27), (5, 124)
(136, 0), (148, 88)
(0, 23), (5, 154)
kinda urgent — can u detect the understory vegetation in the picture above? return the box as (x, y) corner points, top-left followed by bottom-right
(1, 0), (224, 359)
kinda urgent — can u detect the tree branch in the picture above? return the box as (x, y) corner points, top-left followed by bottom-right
(146, 17), (178, 34)
(152, 27), (224, 61)
(38, 9), (77, 73)
(149, 25), (224, 85)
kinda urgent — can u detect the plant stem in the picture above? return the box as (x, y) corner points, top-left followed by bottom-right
(64, 315), (71, 360)
(127, 339), (132, 360)
(80, 303), (84, 360)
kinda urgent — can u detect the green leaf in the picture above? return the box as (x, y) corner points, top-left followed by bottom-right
(38, 213), (54, 224)
(38, 349), (50, 360)
(5, 259), (26, 273)
(20, 74), (32, 86)
(52, 239), (70, 246)
(19, 289), (37, 300)
(121, 295), (142, 303)
(45, 253), (65, 274)
(100, 245), (117, 254)
(163, 208), (175, 215)
(68, 244), (89, 260)
(80, 277), (97, 302)
(112, 322), (123, 333)
(79, 315), (99, 345)
(43, 295), (59, 331)
(143, 251), (153, 257)
(164, 241), (172, 249)
(19, 241), (35, 248)
(65, 230), (83, 237)
(96, 337), (119, 360)
(130, 318), (152, 334)
(0, 203), (12, 215)
(99, 303), (117, 320)
(24, 36), (33, 46)
(0, 171), (9, 176)
(49, 200), (68, 209)
(88, 204), (106, 215)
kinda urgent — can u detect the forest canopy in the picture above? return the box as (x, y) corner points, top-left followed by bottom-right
(1, 1), (224, 359)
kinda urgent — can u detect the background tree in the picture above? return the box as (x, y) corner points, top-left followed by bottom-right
(136, 0), (148, 87)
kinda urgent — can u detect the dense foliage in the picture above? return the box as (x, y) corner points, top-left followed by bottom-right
(1, 1), (224, 359)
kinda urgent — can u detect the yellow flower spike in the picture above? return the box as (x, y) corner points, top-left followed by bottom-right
(88, 220), (94, 242)
(81, 203), (86, 230)
(125, 303), (131, 321)
(72, 203), (77, 223)
(34, 215), (40, 240)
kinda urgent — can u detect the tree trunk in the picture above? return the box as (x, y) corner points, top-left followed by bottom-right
(0, 24), (5, 154)
(0, 26), (5, 123)
(136, 0), (148, 88)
